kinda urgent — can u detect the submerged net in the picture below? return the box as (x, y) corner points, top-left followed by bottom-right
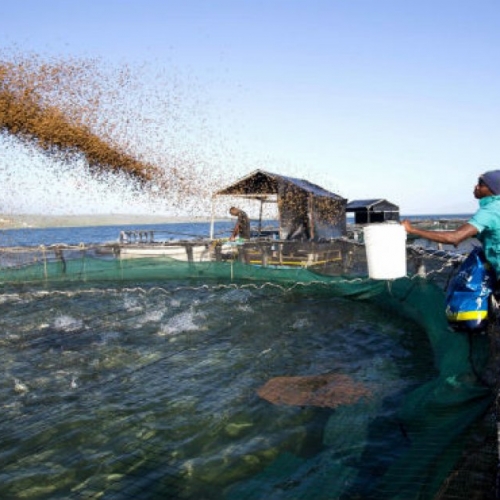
(0, 241), (497, 499)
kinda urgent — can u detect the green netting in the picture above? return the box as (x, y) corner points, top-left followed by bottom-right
(0, 250), (496, 499)
(0, 251), (379, 290)
(222, 275), (495, 499)
(368, 279), (495, 499)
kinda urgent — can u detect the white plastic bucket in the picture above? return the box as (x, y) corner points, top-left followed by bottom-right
(364, 223), (407, 279)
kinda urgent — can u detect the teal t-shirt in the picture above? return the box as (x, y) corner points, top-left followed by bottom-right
(468, 195), (500, 277)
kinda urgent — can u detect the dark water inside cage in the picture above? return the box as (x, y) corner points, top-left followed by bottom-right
(0, 278), (437, 499)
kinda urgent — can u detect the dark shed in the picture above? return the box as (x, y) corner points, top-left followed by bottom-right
(212, 170), (347, 241)
(346, 199), (400, 224)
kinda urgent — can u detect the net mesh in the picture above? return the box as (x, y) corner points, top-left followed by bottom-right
(0, 241), (498, 499)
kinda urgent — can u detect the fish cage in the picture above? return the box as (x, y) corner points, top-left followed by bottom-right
(0, 234), (499, 499)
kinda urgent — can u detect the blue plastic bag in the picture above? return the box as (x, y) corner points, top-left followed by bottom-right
(445, 246), (496, 331)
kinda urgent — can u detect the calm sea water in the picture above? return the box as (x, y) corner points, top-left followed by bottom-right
(0, 213), (472, 247)
(0, 215), (490, 499)
(0, 221), (233, 247)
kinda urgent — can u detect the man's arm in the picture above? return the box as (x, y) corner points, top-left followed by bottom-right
(402, 221), (478, 247)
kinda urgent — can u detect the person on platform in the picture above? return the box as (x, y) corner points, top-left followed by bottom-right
(402, 170), (500, 277)
(229, 207), (250, 240)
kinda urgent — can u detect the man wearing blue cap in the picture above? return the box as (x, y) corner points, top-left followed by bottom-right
(402, 170), (500, 277)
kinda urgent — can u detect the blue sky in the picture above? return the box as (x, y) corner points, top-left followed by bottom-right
(1, 0), (499, 215)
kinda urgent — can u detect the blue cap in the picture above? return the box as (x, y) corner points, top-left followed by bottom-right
(480, 170), (500, 195)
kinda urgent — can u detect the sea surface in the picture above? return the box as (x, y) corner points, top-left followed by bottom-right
(0, 220), (233, 247)
(0, 215), (494, 500)
(0, 213), (472, 247)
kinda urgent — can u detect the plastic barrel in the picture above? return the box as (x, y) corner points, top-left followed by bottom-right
(364, 223), (407, 279)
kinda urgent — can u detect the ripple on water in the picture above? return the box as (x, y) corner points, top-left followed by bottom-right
(0, 284), (436, 499)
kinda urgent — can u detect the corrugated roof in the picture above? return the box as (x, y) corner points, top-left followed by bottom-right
(346, 199), (399, 211)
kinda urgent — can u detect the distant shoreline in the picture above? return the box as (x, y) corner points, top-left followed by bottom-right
(0, 214), (214, 230)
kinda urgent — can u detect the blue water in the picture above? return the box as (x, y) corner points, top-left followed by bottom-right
(0, 214), (471, 247)
(404, 213), (472, 221)
(0, 221), (231, 247)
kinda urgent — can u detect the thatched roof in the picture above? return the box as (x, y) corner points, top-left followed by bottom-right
(214, 169), (345, 201)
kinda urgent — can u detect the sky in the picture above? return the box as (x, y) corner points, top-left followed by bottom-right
(1, 0), (499, 216)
